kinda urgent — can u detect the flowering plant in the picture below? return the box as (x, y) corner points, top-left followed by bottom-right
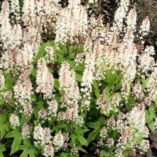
(0, 0), (157, 157)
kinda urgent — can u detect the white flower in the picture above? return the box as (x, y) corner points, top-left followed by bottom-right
(10, 0), (20, 16)
(88, 0), (97, 3)
(127, 7), (137, 30)
(33, 124), (44, 144)
(47, 99), (58, 116)
(16, 43), (35, 68)
(36, 58), (54, 99)
(138, 53), (155, 73)
(36, 58), (49, 85)
(11, 24), (22, 48)
(0, 72), (5, 90)
(81, 52), (95, 109)
(114, 0), (130, 30)
(45, 46), (55, 61)
(137, 139), (150, 153)
(10, 113), (20, 128)
(116, 105), (149, 154)
(38, 108), (47, 119)
(140, 17), (150, 36)
(59, 61), (80, 107)
(107, 138), (114, 147)
(100, 127), (108, 138)
(128, 105), (146, 133)
(69, 0), (81, 5)
(144, 46), (155, 55)
(59, 62), (82, 124)
(82, 52), (95, 89)
(53, 131), (64, 148)
(33, 124), (51, 146)
(14, 69), (32, 105)
(22, 0), (36, 25)
(59, 61), (72, 89)
(112, 94), (121, 106)
(22, 123), (31, 138)
(43, 128), (52, 144)
(114, 7), (126, 29)
(43, 144), (54, 157)
(0, 0), (12, 49)
(55, 0), (88, 43)
(133, 81), (143, 99)
(23, 103), (33, 115)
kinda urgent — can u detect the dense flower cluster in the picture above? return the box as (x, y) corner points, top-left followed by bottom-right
(116, 105), (149, 155)
(55, 0), (88, 43)
(59, 61), (83, 125)
(114, 0), (130, 30)
(36, 58), (54, 99)
(80, 0), (156, 155)
(9, 113), (20, 128)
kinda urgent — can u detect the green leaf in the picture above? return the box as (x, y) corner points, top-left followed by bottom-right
(100, 150), (115, 157)
(4, 73), (13, 91)
(20, 149), (37, 157)
(0, 96), (4, 106)
(20, 139), (38, 157)
(105, 87), (111, 100)
(146, 106), (156, 124)
(60, 152), (69, 157)
(93, 80), (100, 98)
(145, 111), (151, 124)
(75, 73), (82, 82)
(71, 134), (76, 145)
(149, 106), (156, 119)
(87, 129), (99, 143)
(33, 44), (46, 63)
(77, 127), (89, 135)
(148, 121), (155, 132)
(31, 68), (37, 78)
(76, 135), (88, 146)
(154, 96), (157, 106)
(142, 77), (150, 89)
(87, 117), (105, 129)
(105, 69), (122, 88)
(87, 117), (105, 143)
(0, 144), (6, 157)
(0, 115), (10, 139)
(6, 129), (23, 155)
(31, 94), (37, 102)
(77, 146), (87, 153)
(21, 115), (31, 126)
(20, 150), (29, 157)
(55, 53), (65, 64)
(106, 70), (117, 86)
(54, 78), (60, 90)
(0, 123), (10, 139)
(145, 106), (156, 132)
(11, 135), (22, 155)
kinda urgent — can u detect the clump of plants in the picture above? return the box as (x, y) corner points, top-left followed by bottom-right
(0, 0), (157, 157)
